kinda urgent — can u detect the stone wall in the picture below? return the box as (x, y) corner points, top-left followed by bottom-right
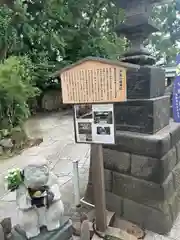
(41, 90), (63, 111)
(29, 90), (71, 113)
(85, 120), (180, 234)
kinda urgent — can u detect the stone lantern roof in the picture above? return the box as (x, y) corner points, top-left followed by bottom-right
(115, 0), (173, 65)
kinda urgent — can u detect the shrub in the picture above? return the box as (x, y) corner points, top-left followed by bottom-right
(0, 56), (39, 130)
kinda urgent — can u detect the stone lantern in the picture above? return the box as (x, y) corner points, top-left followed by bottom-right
(115, 0), (169, 65)
(85, 0), (180, 235)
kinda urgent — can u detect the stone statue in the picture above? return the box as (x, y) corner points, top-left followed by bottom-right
(15, 156), (64, 239)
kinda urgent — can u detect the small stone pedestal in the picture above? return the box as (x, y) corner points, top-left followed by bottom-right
(11, 218), (73, 240)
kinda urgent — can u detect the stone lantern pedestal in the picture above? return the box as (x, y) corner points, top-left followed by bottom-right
(84, 0), (180, 234)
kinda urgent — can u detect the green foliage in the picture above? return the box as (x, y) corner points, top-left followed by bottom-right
(0, 0), (125, 90)
(148, 3), (180, 65)
(0, 0), (125, 140)
(0, 56), (39, 130)
(5, 168), (23, 191)
(0, 0), (178, 93)
(0, 6), (17, 59)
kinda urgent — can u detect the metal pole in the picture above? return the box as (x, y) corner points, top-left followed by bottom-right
(73, 160), (80, 206)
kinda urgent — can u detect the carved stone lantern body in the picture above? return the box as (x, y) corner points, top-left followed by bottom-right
(115, 0), (167, 65)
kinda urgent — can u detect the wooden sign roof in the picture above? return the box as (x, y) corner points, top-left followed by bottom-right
(60, 57), (128, 104)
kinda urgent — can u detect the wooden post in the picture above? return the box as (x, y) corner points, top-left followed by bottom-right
(91, 144), (107, 232)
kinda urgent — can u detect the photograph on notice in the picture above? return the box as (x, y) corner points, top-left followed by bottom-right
(96, 126), (111, 135)
(75, 105), (92, 119)
(93, 111), (113, 124)
(78, 122), (92, 135)
(86, 134), (92, 142)
(77, 122), (92, 142)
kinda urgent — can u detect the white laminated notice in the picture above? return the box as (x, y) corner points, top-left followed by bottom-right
(74, 104), (115, 144)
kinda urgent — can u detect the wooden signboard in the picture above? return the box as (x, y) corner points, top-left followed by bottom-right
(60, 57), (127, 104)
(60, 57), (129, 233)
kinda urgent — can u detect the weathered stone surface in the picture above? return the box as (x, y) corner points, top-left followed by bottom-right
(131, 147), (177, 183)
(10, 127), (27, 148)
(104, 169), (112, 192)
(162, 173), (175, 200)
(160, 147), (177, 183)
(11, 219), (73, 240)
(108, 121), (179, 160)
(116, 23), (157, 65)
(176, 140), (180, 163)
(106, 191), (123, 216)
(123, 198), (172, 234)
(112, 172), (174, 202)
(0, 139), (13, 149)
(136, 198), (170, 214)
(168, 121), (180, 148)
(85, 182), (170, 215)
(121, 189), (180, 234)
(114, 96), (170, 134)
(172, 162), (180, 190)
(1, 218), (12, 235)
(41, 90), (63, 111)
(126, 66), (165, 99)
(153, 96), (170, 132)
(170, 191), (180, 222)
(123, 187), (180, 215)
(103, 148), (131, 174)
(112, 172), (161, 202)
(131, 154), (159, 181)
(85, 112), (180, 235)
(85, 168), (180, 234)
(110, 125), (171, 159)
(115, 0), (159, 62)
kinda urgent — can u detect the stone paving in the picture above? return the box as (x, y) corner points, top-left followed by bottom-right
(0, 111), (180, 239)
(0, 111), (90, 225)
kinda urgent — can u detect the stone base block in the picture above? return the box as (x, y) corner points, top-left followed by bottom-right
(84, 122), (180, 234)
(114, 96), (170, 134)
(85, 162), (176, 205)
(122, 196), (175, 234)
(102, 146), (177, 183)
(126, 66), (165, 99)
(11, 219), (73, 240)
(108, 120), (180, 159)
(112, 171), (174, 202)
(84, 183), (180, 234)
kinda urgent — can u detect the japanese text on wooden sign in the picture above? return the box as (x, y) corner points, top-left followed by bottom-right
(60, 59), (127, 104)
(173, 54), (180, 122)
